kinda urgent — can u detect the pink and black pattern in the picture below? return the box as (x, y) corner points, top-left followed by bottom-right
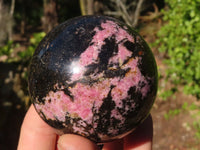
(28, 16), (158, 143)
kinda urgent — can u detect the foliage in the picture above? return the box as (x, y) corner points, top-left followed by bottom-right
(184, 102), (200, 140)
(18, 32), (46, 60)
(164, 108), (181, 120)
(194, 120), (200, 139)
(0, 32), (45, 62)
(155, 0), (200, 99)
(0, 41), (14, 56)
(163, 102), (199, 120)
(164, 101), (200, 140)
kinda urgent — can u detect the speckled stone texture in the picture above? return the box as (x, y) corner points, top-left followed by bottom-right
(28, 15), (158, 143)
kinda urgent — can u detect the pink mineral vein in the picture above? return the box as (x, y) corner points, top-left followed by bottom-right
(35, 20), (150, 132)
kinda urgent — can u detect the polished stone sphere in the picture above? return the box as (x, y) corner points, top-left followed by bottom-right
(28, 15), (158, 143)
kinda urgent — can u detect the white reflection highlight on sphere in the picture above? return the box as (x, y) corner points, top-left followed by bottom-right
(73, 66), (81, 74)
(70, 60), (83, 74)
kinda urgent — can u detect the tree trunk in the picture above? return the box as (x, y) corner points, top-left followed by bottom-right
(132, 0), (145, 27)
(42, 0), (58, 33)
(8, 0), (15, 41)
(79, 0), (94, 15)
(0, 0), (14, 45)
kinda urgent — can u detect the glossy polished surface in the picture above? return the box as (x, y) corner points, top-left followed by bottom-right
(28, 15), (158, 143)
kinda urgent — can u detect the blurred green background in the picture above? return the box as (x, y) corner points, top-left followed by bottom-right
(0, 0), (200, 149)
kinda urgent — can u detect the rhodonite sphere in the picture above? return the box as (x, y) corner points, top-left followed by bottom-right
(28, 15), (158, 143)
